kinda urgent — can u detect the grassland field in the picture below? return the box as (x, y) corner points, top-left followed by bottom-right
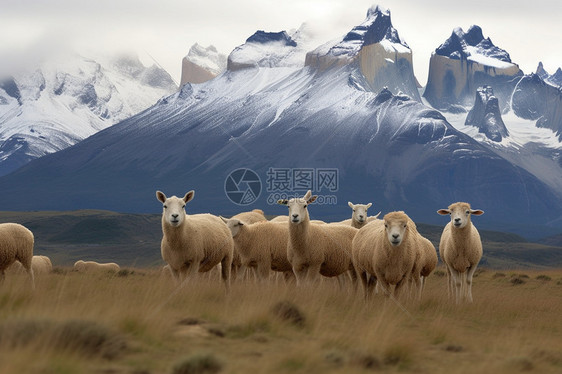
(0, 266), (561, 374)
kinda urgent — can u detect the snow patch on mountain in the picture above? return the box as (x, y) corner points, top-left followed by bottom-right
(180, 44), (227, 85)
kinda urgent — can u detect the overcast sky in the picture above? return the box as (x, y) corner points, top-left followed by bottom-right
(1, 0), (560, 85)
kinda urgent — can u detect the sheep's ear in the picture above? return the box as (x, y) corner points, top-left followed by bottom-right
(366, 203), (372, 209)
(278, 199), (289, 205)
(237, 220), (245, 226)
(156, 191), (167, 203)
(437, 209), (450, 215)
(470, 209), (484, 216)
(374, 211), (381, 219)
(183, 190), (195, 204)
(308, 195), (318, 204)
(348, 201), (354, 208)
(219, 216), (229, 224)
(303, 190), (312, 200)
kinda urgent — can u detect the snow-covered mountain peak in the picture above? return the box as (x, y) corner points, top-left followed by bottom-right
(184, 44), (226, 76)
(436, 25), (514, 68)
(536, 62), (562, 88)
(226, 30), (304, 71)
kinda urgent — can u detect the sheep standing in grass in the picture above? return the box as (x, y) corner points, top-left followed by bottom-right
(437, 202), (484, 303)
(74, 260), (120, 273)
(351, 219), (384, 299)
(341, 202), (381, 228)
(157, 190), (234, 290)
(408, 229), (437, 299)
(220, 218), (293, 281)
(278, 190), (357, 286)
(229, 209), (267, 280)
(352, 211), (417, 299)
(0, 223), (35, 289)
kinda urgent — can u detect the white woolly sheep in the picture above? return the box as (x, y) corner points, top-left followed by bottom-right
(352, 211), (417, 299)
(220, 218), (293, 281)
(157, 190), (234, 290)
(9, 255), (52, 275)
(278, 190), (358, 286)
(351, 219), (384, 298)
(342, 202), (381, 229)
(74, 260), (120, 273)
(0, 223), (35, 289)
(229, 209), (268, 279)
(437, 202), (484, 303)
(407, 228), (438, 300)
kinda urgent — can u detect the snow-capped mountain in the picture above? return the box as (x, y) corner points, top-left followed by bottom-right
(0, 52), (177, 176)
(424, 25), (522, 111)
(0, 7), (560, 233)
(180, 44), (227, 85)
(306, 5), (420, 100)
(537, 62), (562, 88)
(464, 86), (508, 142)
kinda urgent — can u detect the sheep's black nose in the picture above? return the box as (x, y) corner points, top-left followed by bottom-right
(454, 218), (461, 222)
(292, 214), (299, 219)
(172, 214), (179, 219)
(359, 215), (364, 219)
(392, 234), (399, 239)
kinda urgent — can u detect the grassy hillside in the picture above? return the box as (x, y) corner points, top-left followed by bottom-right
(0, 268), (561, 373)
(0, 211), (561, 269)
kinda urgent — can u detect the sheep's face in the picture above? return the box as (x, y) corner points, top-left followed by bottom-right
(278, 190), (317, 225)
(437, 202), (484, 229)
(156, 190), (195, 227)
(348, 202), (372, 224)
(383, 212), (409, 247)
(220, 217), (244, 237)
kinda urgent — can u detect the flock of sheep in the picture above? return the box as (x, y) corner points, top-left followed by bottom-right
(0, 189), (484, 304)
(157, 190), (484, 303)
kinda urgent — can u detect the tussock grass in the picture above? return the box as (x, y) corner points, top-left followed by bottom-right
(0, 267), (561, 373)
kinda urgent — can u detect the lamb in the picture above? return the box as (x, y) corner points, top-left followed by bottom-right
(220, 218), (293, 280)
(341, 202), (381, 228)
(437, 202), (484, 303)
(0, 223), (35, 289)
(277, 190), (358, 285)
(9, 255), (52, 275)
(352, 211), (417, 299)
(157, 190), (234, 290)
(74, 260), (120, 273)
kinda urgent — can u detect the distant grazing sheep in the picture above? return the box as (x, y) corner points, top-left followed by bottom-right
(437, 202), (484, 303)
(352, 211), (417, 299)
(157, 190), (234, 291)
(220, 218), (293, 280)
(0, 223), (35, 289)
(74, 260), (120, 273)
(278, 190), (357, 285)
(341, 202), (381, 229)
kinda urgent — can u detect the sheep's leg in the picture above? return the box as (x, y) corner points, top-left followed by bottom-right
(365, 275), (377, 301)
(220, 256), (232, 292)
(411, 274), (422, 300)
(378, 279), (392, 298)
(394, 277), (408, 299)
(358, 271), (369, 299)
(283, 270), (296, 284)
(449, 268), (462, 304)
(445, 264), (453, 300)
(292, 263), (308, 287)
(307, 263), (322, 285)
(257, 264), (270, 282)
(466, 265), (477, 303)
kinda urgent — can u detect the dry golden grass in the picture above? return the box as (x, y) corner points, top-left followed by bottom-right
(0, 267), (561, 374)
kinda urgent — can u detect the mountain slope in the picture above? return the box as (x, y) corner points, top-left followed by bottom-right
(0, 52), (177, 176)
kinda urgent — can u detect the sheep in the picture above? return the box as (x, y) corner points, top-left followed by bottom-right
(277, 190), (358, 286)
(437, 202), (484, 303)
(157, 190), (234, 291)
(74, 260), (120, 273)
(220, 218), (293, 281)
(407, 227), (437, 300)
(271, 215), (326, 225)
(0, 223), (35, 290)
(229, 208), (268, 279)
(351, 219), (384, 299)
(352, 211), (417, 300)
(9, 255), (52, 275)
(342, 202), (382, 228)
